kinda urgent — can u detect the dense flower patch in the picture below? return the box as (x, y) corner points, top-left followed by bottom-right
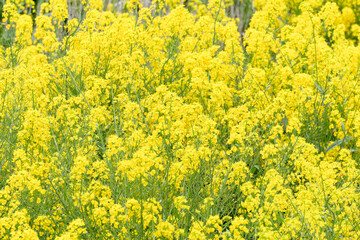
(1, 0), (360, 239)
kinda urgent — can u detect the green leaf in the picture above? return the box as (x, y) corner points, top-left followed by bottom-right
(341, 121), (346, 135)
(282, 115), (288, 133)
(325, 136), (352, 153)
(315, 81), (324, 94)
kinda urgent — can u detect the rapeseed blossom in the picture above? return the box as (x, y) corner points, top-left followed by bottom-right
(1, 0), (360, 238)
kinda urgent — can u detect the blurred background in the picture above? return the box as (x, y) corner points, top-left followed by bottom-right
(0, 0), (254, 46)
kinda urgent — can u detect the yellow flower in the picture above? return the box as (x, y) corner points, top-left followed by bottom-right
(154, 221), (175, 239)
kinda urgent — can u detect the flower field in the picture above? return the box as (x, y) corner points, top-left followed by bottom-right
(1, 0), (360, 239)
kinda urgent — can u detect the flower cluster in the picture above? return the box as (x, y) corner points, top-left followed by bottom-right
(1, 0), (360, 239)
